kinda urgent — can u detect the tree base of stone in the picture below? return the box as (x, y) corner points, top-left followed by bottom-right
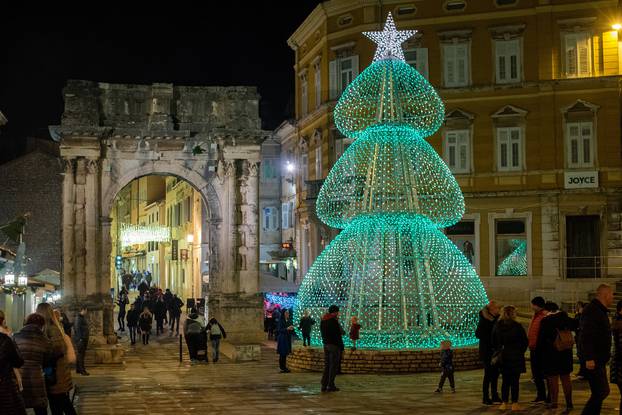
(287, 346), (482, 374)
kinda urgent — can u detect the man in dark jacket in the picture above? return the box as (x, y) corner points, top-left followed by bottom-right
(320, 305), (345, 392)
(298, 309), (316, 347)
(580, 284), (613, 415)
(169, 294), (184, 335)
(475, 301), (501, 405)
(74, 306), (90, 376)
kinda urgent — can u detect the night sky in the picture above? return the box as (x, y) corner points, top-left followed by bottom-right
(0, 4), (322, 162)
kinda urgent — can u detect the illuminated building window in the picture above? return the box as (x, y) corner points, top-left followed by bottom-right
(495, 219), (527, 276)
(314, 58), (322, 109)
(329, 54), (359, 99)
(396, 5), (416, 16)
(446, 220), (477, 268)
(563, 99), (598, 169)
(442, 42), (469, 87)
(404, 47), (429, 79)
(300, 71), (308, 117)
(496, 127), (522, 171)
(263, 207), (279, 231)
(444, 0), (466, 12)
(563, 32), (591, 78)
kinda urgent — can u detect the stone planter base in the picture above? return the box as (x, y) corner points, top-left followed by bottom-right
(220, 341), (261, 362)
(287, 346), (482, 374)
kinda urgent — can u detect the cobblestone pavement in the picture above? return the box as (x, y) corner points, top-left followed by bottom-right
(73, 333), (621, 414)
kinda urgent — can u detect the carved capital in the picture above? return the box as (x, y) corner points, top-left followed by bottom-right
(247, 161), (259, 178)
(86, 158), (99, 174)
(62, 158), (75, 175)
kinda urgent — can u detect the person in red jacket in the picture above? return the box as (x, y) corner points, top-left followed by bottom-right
(349, 316), (361, 351)
(527, 296), (548, 403)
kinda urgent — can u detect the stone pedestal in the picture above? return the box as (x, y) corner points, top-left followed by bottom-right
(220, 341), (261, 362)
(287, 346), (482, 374)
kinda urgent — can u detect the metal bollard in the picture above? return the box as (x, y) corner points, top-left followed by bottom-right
(179, 334), (182, 363)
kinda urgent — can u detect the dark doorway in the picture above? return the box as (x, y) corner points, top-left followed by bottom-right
(566, 215), (600, 278)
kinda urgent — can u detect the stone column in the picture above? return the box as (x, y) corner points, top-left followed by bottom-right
(61, 158), (76, 299)
(100, 216), (115, 339)
(73, 158), (87, 298)
(85, 159), (99, 297)
(238, 160), (259, 294)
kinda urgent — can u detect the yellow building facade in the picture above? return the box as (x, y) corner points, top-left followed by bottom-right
(110, 176), (203, 302)
(288, 0), (622, 307)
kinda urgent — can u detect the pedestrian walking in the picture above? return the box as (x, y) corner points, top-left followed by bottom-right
(13, 313), (55, 415)
(580, 284), (614, 415)
(207, 318), (226, 363)
(349, 316), (361, 351)
(434, 340), (455, 393)
(154, 296), (167, 336)
(0, 326), (25, 415)
(276, 309), (294, 373)
(527, 296), (548, 403)
(537, 301), (576, 410)
(298, 309), (315, 347)
(492, 305), (528, 412)
(74, 306), (90, 376)
(116, 289), (128, 332)
(575, 301), (588, 379)
(183, 309), (205, 362)
(36, 303), (77, 415)
(320, 305), (345, 392)
(139, 307), (153, 345)
(169, 294), (183, 335)
(610, 300), (622, 415)
(126, 304), (139, 346)
(475, 300), (501, 405)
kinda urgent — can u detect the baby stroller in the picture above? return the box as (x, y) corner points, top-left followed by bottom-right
(196, 330), (209, 362)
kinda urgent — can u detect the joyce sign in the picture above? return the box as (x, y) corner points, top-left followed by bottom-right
(564, 171), (598, 189)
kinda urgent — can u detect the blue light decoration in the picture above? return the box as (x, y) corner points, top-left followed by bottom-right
(496, 239), (527, 276)
(264, 292), (298, 312)
(293, 13), (488, 349)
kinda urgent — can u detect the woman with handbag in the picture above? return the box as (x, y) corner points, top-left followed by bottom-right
(536, 302), (576, 410)
(36, 303), (76, 415)
(492, 305), (528, 411)
(13, 313), (56, 415)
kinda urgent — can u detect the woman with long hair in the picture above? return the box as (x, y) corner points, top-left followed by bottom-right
(36, 303), (76, 415)
(139, 307), (153, 345)
(492, 305), (529, 411)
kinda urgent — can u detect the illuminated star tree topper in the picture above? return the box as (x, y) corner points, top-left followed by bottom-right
(363, 12), (417, 62)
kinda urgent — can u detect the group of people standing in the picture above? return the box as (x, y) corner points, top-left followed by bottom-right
(476, 284), (617, 414)
(1, 302), (92, 415)
(116, 287), (184, 346)
(183, 309), (227, 363)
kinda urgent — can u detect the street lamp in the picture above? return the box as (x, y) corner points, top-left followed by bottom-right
(4, 270), (15, 286)
(613, 23), (622, 30)
(286, 161), (295, 173)
(17, 272), (27, 287)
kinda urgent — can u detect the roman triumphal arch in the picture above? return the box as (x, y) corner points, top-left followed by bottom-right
(53, 80), (267, 346)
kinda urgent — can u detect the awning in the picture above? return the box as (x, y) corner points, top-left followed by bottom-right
(30, 269), (61, 287)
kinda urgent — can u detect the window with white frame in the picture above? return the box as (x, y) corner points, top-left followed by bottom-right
(404, 48), (429, 79)
(566, 121), (594, 168)
(281, 202), (291, 229)
(444, 130), (470, 173)
(329, 55), (359, 98)
(443, 43), (469, 87)
(564, 32), (591, 78)
(497, 127), (522, 171)
(300, 74), (308, 116)
(446, 220), (476, 266)
(315, 145), (322, 179)
(495, 39), (521, 83)
(263, 207), (278, 231)
(314, 64), (322, 109)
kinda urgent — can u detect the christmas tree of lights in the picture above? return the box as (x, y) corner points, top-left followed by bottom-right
(294, 13), (488, 349)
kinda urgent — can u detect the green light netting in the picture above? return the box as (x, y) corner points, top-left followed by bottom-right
(316, 124), (465, 229)
(496, 239), (527, 276)
(294, 15), (488, 349)
(296, 214), (489, 349)
(334, 58), (444, 140)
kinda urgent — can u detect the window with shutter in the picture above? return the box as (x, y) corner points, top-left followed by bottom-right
(495, 39), (521, 83)
(315, 146), (322, 179)
(564, 32), (591, 78)
(329, 60), (338, 99)
(282, 202), (290, 229)
(314, 65), (321, 108)
(497, 127), (522, 171)
(566, 121), (593, 168)
(301, 77), (308, 116)
(445, 130), (470, 173)
(443, 43), (469, 87)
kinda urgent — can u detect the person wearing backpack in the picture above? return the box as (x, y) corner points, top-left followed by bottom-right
(536, 301), (577, 410)
(183, 308), (205, 362)
(207, 318), (226, 363)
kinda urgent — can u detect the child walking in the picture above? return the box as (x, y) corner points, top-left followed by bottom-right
(349, 316), (361, 351)
(435, 340), (455, 393)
